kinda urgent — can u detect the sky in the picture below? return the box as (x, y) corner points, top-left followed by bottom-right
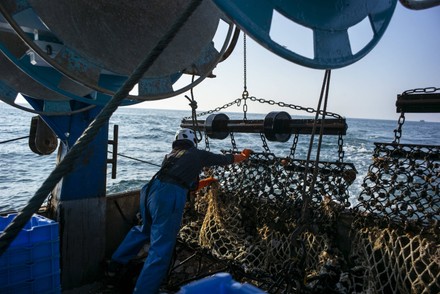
(136, 3), (440, 122)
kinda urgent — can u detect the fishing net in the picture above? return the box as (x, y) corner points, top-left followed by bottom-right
(175, 143), (439, 293)
(172, 92), (439, 293)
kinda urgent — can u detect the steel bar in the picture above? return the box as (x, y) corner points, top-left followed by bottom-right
(181, 118), (347, 135)
(396, 93), (440, 113)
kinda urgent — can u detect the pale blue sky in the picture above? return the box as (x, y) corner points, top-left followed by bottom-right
(140, 4), (440, 122)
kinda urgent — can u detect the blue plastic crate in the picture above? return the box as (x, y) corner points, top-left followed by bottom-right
(178, 273), (266, 294)
(0, 271), (61, 294)
(0, 240), (59, 268)
(0, 214), (60, 292)
(0, 256), (60, 285)
(0, 213), (59, 247)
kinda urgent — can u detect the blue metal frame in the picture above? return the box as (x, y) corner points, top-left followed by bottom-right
(26, 95), (108, 201)
(213, 0), (398, 69)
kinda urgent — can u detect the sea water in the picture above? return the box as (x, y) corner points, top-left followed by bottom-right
(1, 102), (439, 212)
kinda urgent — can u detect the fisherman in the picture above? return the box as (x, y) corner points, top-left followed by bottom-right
(107, 128), (252, 293)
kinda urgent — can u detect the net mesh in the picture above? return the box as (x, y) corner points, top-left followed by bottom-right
(176, 143), (439, 293)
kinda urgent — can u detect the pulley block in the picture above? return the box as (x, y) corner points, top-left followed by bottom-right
(212, 0), (397, 69)
(29, 116), (58, 155)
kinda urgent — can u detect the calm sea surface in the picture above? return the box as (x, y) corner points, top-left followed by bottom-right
(1, 102), (439, 211)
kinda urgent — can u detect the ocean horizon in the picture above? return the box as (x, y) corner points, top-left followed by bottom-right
(1, 102), (439, 212)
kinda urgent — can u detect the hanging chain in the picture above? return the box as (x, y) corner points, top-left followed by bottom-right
(204, 133), (210, 151)
(337, 133), (345, 163)
(242, 94), (248, 121)
(183, 99), (242, 119)
(402, 86), (440, 95)
(260, 132), (271, 153)
(230, 132), (238, 152)
(242, 33), (248, 121)
(393, 112), (406, 144)
(248, 96), (342, 119)
(186, 95), (342, 121)
(289, 133), (299, 160)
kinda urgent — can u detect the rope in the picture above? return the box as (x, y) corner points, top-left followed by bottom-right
(0, 0), (203, 257)
(108, 151), (161, 167)
(0, 135), (29, 144)
(291, 69), (332, 239)
(301, 70), (332, 220)
(184, 75), (203, 143)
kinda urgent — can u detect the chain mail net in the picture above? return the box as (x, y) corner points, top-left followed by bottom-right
(176, 142), (439, 293)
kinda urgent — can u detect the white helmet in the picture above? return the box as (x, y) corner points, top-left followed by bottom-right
(175, 128), (197, 146)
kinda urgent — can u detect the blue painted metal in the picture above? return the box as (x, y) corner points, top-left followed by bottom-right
(0, 42), (137, 106)
(26, 96), (109, 201)
(212, 0), (398, 69)
(0, 0), (230, 106)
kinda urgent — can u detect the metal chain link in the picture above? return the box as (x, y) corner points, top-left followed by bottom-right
(248, 96), (342, 119)
(402, 87), (440, 95)
(204, 132), (210, 151)
(242, 34), (248, 121)
(337, 133), (345, 162)
(289, 133), (299, 160)
(185, 95), (343, 121)
(260, 132), (271, 153)
(393, 112), (406, 144)
(230, 132), (238, 152)
(242, 92), (248, 121)
(183, 98), (242, 119)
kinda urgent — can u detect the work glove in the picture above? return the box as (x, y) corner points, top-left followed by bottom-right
(196, 176), (218, 191)
(233, 149), (253, 163)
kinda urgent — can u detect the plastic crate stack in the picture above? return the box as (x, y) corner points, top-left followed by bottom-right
(0, 214), (60, 294)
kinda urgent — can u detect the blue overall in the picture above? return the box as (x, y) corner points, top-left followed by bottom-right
(111, 141), (234, 293)
(112, 179), (187, 292)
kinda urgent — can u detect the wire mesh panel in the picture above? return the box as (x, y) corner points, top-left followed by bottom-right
(356, 142), (440, 228)
(177, 153), (358, 292)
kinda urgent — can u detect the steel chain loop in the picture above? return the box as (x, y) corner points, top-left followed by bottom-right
(204, 133), (210, 151)
(230, 132), (238, 152)
(338, 133), (345, 162)
(289, 133), (299, 160)
(185, 95), (343, 120)
(402, 87), (440, 95)
(260, 133), (271, 153)
(393, 112), (406, 144)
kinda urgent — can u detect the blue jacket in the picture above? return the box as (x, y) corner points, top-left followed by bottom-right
(158, 140), (234, 189)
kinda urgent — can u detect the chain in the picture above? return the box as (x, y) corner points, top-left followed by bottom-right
(248, 96), (342, 119)
(204, 133), (210, 151)
(402, 87), (440, 95)
(230, 132), (238, 152)
(242, 33), (248, 121)
(185, 95), (342, 120)
(289, 133), (299, 160)
(184, 98), (242, 119)
(393, 112), (406, 144)
(242, 92), (248, 121)
(243, 34), (247, 94)
(337, 133), (345, 162)
(260, 132), (271, 153)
